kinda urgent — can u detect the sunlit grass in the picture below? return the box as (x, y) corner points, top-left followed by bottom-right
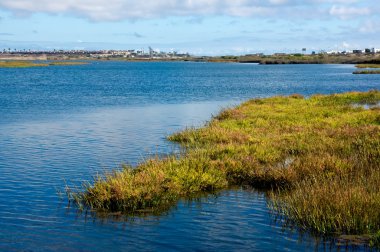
(353, 70), (380, 74)
(48, 61), (89, 66)
(0, 60), (88, 68)
(0, 61), (49, 68)
(70, 90), (380, 246)
(356, 64), (380, 69)
(354, 64), (380, 74)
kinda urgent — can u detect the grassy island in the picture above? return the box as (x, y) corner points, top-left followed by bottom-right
(209, 54), (380, 65)
(2, 52), (380, 65)
(70, 90), (380, 247)
(356, 64), (380, 69)
(353, 70), (380, 74)
(0, 61), (88, 68)
(0, 61), (49, 68)
(353, 64), (380, 74)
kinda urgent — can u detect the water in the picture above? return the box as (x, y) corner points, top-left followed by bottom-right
(0, 62), (379, 251)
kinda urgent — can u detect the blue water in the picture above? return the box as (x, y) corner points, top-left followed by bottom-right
(0, 62), (379, 251)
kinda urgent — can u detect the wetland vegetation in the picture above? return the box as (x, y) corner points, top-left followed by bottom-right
(353, 70), (380, 74)
(356, 64), (380, 69)
(209, 53), (380, 65)
(353, 64), (380, 74)
(2, 52), (380, 65)
(70, 90), (380, 247)
(0, 60), (88, 68)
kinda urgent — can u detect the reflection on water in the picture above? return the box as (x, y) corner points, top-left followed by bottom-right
(72, 188), (321, 251)
(1, 62), (379, 251)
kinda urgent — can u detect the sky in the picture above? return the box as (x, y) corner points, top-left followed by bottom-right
(0, 0), (379, 55)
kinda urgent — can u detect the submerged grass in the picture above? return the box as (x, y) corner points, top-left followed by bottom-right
(70, 90), (380, 246)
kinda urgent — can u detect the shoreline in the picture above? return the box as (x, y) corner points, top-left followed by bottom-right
(1, 53), (380, 65)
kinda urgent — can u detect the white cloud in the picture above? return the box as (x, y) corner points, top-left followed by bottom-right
(0, 0), (376, 21)
(329, 5), (371, 19)
(359, 20), (380, 33)
(268, 0), (288, 5)
(0, 0), (278, 20)
(314, 0), (358, 3)
(342, 41), (350, 48)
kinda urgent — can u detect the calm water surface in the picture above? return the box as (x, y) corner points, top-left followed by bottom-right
(1, 62), (379, 251)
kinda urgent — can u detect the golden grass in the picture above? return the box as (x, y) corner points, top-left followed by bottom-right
(353, 70), (380, 74)
(0, 61), (48, 68)
(0, 60), (88, 68)
(70, 90), (380, 246)
(356, 64), (380, 69)
(48, 61), (88, 66)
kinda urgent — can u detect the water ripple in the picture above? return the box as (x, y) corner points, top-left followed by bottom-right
(0, 62), (378, 251)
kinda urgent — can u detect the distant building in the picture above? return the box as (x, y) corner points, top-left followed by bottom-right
(327, 50), (338, 55)
(353, 50), (362, 54)
(149, 47), (154, 58)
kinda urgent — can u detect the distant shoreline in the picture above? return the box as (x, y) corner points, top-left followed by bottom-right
(1, 53), (380, 65)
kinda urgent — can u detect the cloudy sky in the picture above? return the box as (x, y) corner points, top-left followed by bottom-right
(0, 0), (378, 55)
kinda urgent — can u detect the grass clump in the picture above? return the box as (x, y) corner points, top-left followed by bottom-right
(353, 70), (380, 74)
(70, 152), (228, 213)
(0, 61), (49, 68)
(48, 61), (88, 66)
(353, 63), (380, 75)
(71, 90), (380, 246)
(356, 64), (380, 69)
(0, 60), (88, 68)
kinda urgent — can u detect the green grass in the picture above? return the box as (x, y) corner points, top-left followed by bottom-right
(353, 70), (380, 74)
(354, 64), (380, 74)
(0, 61), (49, 68)
(48, 61), (88, 66)
(356, 64), (380, 69)
(0, 60), (88, 68)
(70, 90), (380, 247)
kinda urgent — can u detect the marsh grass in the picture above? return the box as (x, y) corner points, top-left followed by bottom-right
(353, 70), (380, 74)
(0, 60), (88, 68)
(0, 61), (49, 68)
(70, 90), (380, 246)
(48, 61), (88, 66)
(356, 64), (380, 69)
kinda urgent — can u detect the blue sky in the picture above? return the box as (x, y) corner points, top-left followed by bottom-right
(0, 0), (378, 55)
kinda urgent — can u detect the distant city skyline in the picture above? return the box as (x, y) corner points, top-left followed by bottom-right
(0, 0), (379, 55)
